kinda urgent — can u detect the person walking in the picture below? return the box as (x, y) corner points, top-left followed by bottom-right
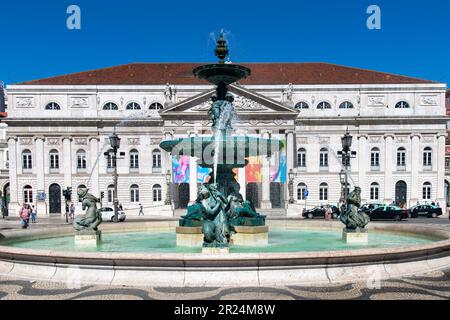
(138, 203), (144, 216)
(69, 203), (75, 220)
(30, 205), (37, 223)
(19, 204), (29, 229)
(324, 205), (332, 221)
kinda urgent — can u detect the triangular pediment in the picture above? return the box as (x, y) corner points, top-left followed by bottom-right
(160, 85), (299, 120)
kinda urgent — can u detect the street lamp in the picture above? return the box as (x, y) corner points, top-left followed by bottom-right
(338, 129), (357, 212)
(341, 130), (353, 152)
(288, 169), (295, 204)
(108, 129), (120, 223)
(165, 170), (172, 206)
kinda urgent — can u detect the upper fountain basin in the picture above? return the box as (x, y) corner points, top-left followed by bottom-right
(193, 64), (251, 86)
(160, 136), (284, 161)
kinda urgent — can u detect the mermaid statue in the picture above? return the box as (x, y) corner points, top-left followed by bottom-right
(340, 186), (370, 231)
(73, 188), (102, 232)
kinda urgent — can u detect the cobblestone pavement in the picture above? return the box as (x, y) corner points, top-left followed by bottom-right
(0, 268), (449, 300)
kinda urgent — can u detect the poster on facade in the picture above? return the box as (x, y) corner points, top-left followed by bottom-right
(270, 139), (287, 183)
(172, 156), (190, 183)
(197, 166), (212, 183)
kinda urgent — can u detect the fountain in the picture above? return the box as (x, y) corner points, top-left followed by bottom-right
(160, 33), (281, 252)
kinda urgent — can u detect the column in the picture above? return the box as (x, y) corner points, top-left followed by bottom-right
(162, 131), (173, 176)
(238, 167), (246, 201)
(285, 130), (295, 205)
(410, 134), (421, 206)
(7, 137), (18, 216)
(35, 137), (47, 216)
(62, 137), (73, 190)
(384, 135), (394, 203)
(261, 131), (272, 209)
(188, 132), (198, 204)
(437, 134), (446, 208)
(358, 135), (368, 202)
(89, 137), (100, 197)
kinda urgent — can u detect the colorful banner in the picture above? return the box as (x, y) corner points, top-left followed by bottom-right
(246, 156), (263, 183)
(172, 156), (190, 183)
(197, 166), (212, 183)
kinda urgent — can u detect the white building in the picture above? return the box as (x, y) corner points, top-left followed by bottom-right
(4, 63), (448, 217)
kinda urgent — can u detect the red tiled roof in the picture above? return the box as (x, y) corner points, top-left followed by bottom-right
(17, 62), (435, 86)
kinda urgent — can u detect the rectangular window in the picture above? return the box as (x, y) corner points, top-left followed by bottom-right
(77, 154), (87, 169)
(370, 187), (379, 200)
(423, 152), (432, 167)
(319, 188), (328, 201)
(297, 153), (306, 168)
(397, 152), (406, 166)
(131, 189), (139, 203)
(320, 153), (328, 168)
(50, 154), (59, 169)
(107, 155), (116, 169)
(153, 154), (161, 168)
(107, 189), (114, 203)
(130, 154), (139, 169)
(23, 154), (32, 170)
(153, 189), (162, 202)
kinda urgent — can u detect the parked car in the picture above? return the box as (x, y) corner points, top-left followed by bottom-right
(367, 205), (409, 221)
(99, 207), (126, 222)
(359, 203), (386, 214)
(303, 205), (340, 219)
(409, 204), (443, 218)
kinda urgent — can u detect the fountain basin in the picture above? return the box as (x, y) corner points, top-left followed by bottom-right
(1, 220), (450, 287)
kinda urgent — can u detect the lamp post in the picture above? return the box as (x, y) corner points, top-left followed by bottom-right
(338, 129), (357, 214)
(108, 129), (121, 223)
(165, 170), (172, 206)
(288, 169), (295, 204)
(339, 169), (346, 202)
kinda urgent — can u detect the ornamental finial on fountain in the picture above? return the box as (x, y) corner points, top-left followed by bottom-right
(214, 31), (229, 64)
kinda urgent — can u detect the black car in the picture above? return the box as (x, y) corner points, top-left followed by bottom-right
(367, 205), (409, 221)
(409, 204), (443, 218)
(359, 203), (386, 214)
(303, 205), (340, 219)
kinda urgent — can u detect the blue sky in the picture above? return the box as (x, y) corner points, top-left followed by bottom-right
(0, 0), (449, 85)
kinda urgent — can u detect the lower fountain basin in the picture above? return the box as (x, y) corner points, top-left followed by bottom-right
(1, 220), (449, 287)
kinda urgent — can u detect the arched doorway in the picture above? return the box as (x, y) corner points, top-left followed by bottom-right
(2, 183), (9, 217)
(395, 181), (407, 206)
(178, 183), (190, 209)
(49, 184), (62, 214)
(246, 183), (259, 208)
(270, 182), (283, 208)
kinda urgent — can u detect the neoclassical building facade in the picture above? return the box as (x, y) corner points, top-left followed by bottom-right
(4, 63), (448, 217)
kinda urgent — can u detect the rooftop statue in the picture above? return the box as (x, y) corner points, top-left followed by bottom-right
(73, 188), (102, 232)
(340, 186), (370, 230)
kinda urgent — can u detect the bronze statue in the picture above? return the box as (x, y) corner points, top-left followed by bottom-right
(340, 186), (370, 230)
(73, 188), (102, 231)
(208, 93), (235, 133)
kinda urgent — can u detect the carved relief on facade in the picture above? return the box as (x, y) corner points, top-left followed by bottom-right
(74, 138), (88, 145)
(128, 138), (140, 146)
(192, 95), (269, 112)
(16, 97), (35, 108)
(297, 137), (308, 144)
(20, 138), (32, 145)
(71, 97), (89, 108)
(422, 136), (435, 143)
(47, 138), (60, 145)
(367, 96), (386, 106)
(396, 136), (408, 143)
(369, 136), (382, 143)
(419, 95), (438, 106)
(319, 137), (330, 144)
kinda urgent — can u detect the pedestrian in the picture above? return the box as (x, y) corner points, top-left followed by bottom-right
(138, 203), (144, 216)
(31, 205), (37, 223)
(26, 204), (31, 224)
(19, 204), (29, 229)
(436, 202), (440, 208)
(324, 205), (332, 221)
(69, 203), (75, 220)
(119, 203), (123, 211)
(431, 201), (436, 206)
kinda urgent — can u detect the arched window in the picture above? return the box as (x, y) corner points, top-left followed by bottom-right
(397, 147), (406, 168)
(130, 149), (139, 170)
(107, 184), (115, 203)
(22, 149), (32, 170)
(126, 102), (141, 110)
(152, 149), (161, 170)
(395, 101), (410, 109)
(319, 183), (328, 201)
(422, 182), (432, 200)
(423, 147), (432, 168)
(295, 101), (309, 110)
(370, 183), (380, 200)
(297, 183), (307, 200)
(297, 148), (306, 168)
(149, 102), (163, 110)
(23, 185), (33, 203)
(370, 147), (380, 169)
(339, 101), (354, 109)
(76, 150), (87, 171)
(153, 184), (162, 202)
(49, 149), (59, 171)
(103, 102), (118, 110)
(106, 149), (116, 170)
(319, 148), (329, 168)
(45, 102), (61, 110)
(317, 101), (331, 110)
(130, 184), (139, 203)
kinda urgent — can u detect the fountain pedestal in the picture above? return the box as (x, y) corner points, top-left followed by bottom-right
(74, 230), (101, 247)
(342, 228), (368, 244)
(230, 226), (269, 246)
(176, 226), (203, 247)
